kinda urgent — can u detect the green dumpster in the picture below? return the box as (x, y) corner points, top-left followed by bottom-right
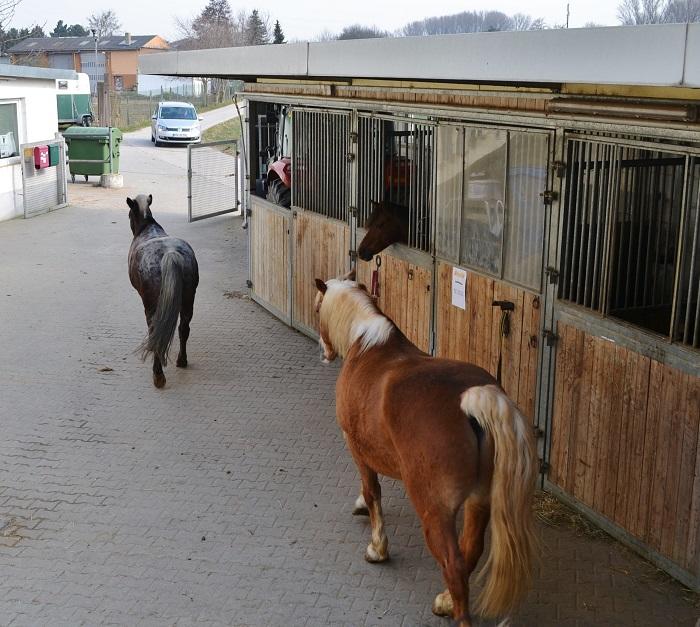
(62, 126), (122, 183)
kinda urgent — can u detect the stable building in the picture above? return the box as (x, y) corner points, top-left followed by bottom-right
(139, 24), (700, 590)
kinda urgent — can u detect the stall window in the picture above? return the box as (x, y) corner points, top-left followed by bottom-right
(357, 115), (434, 252)
(435, 125), (549, 291)
(559, 137), (700, 350)
(292, 109), (349, 221)
(0, 103), (19, 159)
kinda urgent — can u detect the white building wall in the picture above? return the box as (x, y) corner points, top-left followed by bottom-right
(0, 77), (59, 221)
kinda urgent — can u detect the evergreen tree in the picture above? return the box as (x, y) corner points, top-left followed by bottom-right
(273, 19), (284, 44)
(245, 10), (269, 45)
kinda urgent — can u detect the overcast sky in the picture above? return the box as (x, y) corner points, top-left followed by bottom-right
(15, 1), (621, 41)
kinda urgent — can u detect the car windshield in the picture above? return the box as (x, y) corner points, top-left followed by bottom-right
(160, 106), (197, 120)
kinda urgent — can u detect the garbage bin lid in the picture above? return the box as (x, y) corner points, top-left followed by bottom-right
(62, 126), (118, 139)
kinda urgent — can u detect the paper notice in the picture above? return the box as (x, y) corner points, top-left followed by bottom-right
(451, 267), (467, 310)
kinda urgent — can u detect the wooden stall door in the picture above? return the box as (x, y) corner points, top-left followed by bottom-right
(249, 197), (291, 322)
(548, 321), (700, 583)
(292, 210), (351, 336)
(434, 261), (542, 421)
(357, 249), (433, 354)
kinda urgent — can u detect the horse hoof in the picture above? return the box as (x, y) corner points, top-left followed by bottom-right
(432, 590), (453, 617)
(364, 543), (388, 563)
(176, 356), (187, 368)
(352, 494), (369, 516)
(153, 374), (166, 388)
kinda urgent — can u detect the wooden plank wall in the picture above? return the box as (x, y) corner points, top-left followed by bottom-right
(434, 261), (542, 421)
(292, 211), (350, 332)
(356, 251), (432, 353)
(250, 199), (290, 316)
(549, 322), (700, 577)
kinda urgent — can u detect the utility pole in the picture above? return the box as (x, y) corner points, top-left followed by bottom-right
(566, 3), (570, 28)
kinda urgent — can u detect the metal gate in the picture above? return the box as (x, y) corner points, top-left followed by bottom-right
(21, 138), (68, 218)
(187, 140), (240, 222)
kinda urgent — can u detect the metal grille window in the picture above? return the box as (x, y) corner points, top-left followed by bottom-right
(292, 109), (350, 221)
(357, 115), (434, 251)
(435, 125), (549, 291)
(559, 136), (700, 350)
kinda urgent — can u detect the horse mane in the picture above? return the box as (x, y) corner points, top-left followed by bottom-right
(320, 280), (394, 358)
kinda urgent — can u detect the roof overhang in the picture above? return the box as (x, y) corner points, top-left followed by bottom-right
(139, 24), (700, 89)
(0, 65), (79, 81)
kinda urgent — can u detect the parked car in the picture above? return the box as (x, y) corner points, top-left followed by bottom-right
(151, 101), (203, 147)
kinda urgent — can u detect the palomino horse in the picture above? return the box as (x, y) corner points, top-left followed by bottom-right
(314, 271), (537, 626)
(127, 194), (199, 388)
(357, 200), (409, 261)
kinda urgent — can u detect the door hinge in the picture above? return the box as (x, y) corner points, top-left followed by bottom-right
(533, 426), (544, 439)
(348, 206), (357, 217)
(542, 329), (559, 346)
(246, 280), (253, 288)
(349, 132), (358, 143)
(540, 190), (558, 205)
(553, 161), (566, 178)
(245, 208), (252, 217)
(349, 250), (357, 261)
(545, 266), (559, 285)
(346, 152), (355, 162)
(539, 459), (550, 474)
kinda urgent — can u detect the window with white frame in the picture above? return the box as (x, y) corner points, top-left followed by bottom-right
(0, 103), (19, 159)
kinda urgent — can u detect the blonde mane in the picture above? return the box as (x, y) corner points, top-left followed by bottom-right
(319, 280), (393, 358)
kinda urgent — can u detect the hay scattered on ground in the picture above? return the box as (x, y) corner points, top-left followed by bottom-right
(533, 491), (609, 541)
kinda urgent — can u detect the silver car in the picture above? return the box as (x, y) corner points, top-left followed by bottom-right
(151, 101), (202, 146)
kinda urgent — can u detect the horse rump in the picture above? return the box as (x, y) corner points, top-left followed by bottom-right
(137, 250), (183, 366)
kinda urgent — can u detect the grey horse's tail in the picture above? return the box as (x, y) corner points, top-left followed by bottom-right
(138, 250), (183, 366)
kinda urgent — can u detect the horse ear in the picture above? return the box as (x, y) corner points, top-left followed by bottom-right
(315, 278), (327, 294)
(147, 194), (153, 207)
(126, 197), (135, 210)
(343, 268), (356, 281)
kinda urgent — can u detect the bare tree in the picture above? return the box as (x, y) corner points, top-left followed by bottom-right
(88, 10), (121, 37)
(664, 0), (700, 22)
(401, 10), (545, 36)
(337, 24), (388, 40)
(510, 14), (546, 31)
(617, 0), (666, 24)
(0, 0), (21, 32)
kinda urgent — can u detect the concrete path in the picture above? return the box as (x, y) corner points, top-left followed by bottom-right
(0, 111), (697, 626)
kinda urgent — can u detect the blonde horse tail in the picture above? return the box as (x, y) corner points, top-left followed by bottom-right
(460, 384), (538, 618)
(138, 250), (183, 366)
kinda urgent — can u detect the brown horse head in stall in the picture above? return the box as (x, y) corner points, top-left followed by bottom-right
(127, 194), (199, 388)
(357, 200), (409, 261)
(313, 272), (538, 626)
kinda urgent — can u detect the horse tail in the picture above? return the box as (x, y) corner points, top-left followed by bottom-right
(138, 250), (183, 366)
(460, 384), (538, 618)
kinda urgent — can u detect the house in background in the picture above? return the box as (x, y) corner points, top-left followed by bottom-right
(8, 34), (169, 93)
(0, 65), (74, 221)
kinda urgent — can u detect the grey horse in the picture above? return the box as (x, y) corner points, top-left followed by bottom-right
(127, 194), (199, 388)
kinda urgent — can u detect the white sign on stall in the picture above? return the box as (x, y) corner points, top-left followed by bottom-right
(451, 266), (467, 310)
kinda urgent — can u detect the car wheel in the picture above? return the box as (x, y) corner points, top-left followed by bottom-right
(266, 178), (291, 208)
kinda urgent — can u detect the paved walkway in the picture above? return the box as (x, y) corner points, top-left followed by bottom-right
(0, 117), (698, 626)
